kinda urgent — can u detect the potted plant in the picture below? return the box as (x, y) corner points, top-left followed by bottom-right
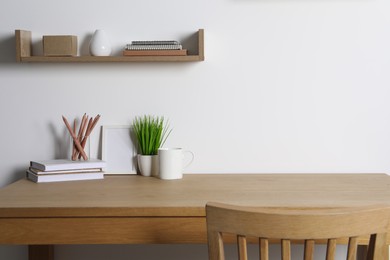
(132, 115), (172, 176)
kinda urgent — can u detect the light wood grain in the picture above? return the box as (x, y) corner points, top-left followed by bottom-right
(304, 240), (315, 260)
(259, 238), (269, 260)
(15, 30), (31, 62)
(237, 236), (247, 260)
(1, 174), (390, 218)
(347, 237), (358, 260)
(206, 202), (390, 260)
(0, 174), (390, 260)
(19, 55), (203, 62)
(14, 29), (204, 63)
(198, 28), (205, 60)
(282, 239), (291, 260)
(327, 239), (337, 260)
(0, 217), (206, 244)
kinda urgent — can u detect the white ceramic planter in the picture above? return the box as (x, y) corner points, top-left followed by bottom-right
(137, 155), (158, 177)
(89, 29), (112, 56)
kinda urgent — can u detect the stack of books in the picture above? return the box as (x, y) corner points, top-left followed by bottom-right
(123, 40), (187, 56)
(27, 159), (106, 183)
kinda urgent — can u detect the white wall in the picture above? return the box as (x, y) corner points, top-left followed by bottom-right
(1, 0), (389, 259)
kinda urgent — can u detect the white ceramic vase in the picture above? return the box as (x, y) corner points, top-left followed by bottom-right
(137, 155), (159, 177)
(89, 29), (112, 56)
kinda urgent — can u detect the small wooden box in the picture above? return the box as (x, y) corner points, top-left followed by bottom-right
(43, 35), (77, 56)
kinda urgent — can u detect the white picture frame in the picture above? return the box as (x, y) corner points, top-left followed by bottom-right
(101, 125), (137, 175)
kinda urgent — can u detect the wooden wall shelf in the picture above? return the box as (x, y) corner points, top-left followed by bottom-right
(15, 29), (204, 63)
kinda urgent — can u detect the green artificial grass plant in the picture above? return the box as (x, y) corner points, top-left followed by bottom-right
(133, 115), (172, 155)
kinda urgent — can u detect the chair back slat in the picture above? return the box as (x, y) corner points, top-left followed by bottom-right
(207, 230), (225, 260)
(281, 239), (291, 260)
(367, 233), (388, 260)
(304, 240), (315, 260)
(326, 239), (337, 260)
(347, 237), (358, 260)
(259, 238), (268, 260)
(206, 202), (390, 260)
(238, 235), (248, 260)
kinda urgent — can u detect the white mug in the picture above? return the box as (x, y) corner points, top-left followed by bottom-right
(158, 148), (194, 180)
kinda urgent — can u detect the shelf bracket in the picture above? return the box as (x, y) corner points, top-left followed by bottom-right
(198, 29), (204, 61)
(15, 30), (32, 62)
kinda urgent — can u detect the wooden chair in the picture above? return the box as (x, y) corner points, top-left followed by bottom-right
(206, 202), (390, 260)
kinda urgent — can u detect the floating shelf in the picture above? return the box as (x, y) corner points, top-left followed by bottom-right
(15, 29), (204, 63)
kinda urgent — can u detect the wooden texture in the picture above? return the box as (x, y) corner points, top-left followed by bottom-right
(237, 236), (247, 260)
(326, 239), (337, 260)
(282, 239), (291, 260)
(1, 174), (390, 218)
(15, 30), (31, 62)
(198, 28), (205, 60)
(259, 238), (269, 260)
(304, 240), (315, 260)
(347, 237), (358, 260)
(1, 174), (390, 260)
(206, 202), (390, 260)
(0, 217), (206, 244)
(15, 29), (204, 62)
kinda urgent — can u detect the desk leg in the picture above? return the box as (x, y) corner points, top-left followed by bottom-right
(29, 245), (54, 260)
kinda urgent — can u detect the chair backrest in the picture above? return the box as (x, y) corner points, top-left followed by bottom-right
(206, 202), (390, 260)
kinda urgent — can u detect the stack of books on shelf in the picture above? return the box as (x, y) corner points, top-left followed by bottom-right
(123, 40), (187, 56)
(27, 159), (106, 183)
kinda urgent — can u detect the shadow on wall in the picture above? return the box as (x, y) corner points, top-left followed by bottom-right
(80, 33), (93, 56)
(0, 33), (15, 63)
(7, 168), (27, 185)
(181, 31), (198, 56)
(49, 122), (75, 160)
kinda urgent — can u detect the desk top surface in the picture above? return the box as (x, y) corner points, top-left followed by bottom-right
(0, 174), (389, 218)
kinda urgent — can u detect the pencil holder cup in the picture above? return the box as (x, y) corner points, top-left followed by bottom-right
(69, 136), (90, 161)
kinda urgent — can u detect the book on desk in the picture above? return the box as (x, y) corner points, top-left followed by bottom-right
(27, 159), (106, 183)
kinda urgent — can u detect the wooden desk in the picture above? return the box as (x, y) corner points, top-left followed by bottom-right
(0, 174), (390, 260)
